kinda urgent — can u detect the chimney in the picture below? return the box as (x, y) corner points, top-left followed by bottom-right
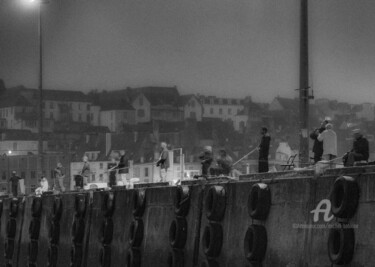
(105, 133), (111, 156)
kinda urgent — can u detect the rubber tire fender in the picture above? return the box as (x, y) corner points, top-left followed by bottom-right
(10, 198), (19, 218)
(52, 197), (63, 222)
(328, 226), (355, 265)
(169, 217), (187, 249)
(70, 244), (83, 267)
(174, 186), (190, 217)
(129, 219), (144, 248)
(168, 249), (184, 267)
(243, 224), (267, 262)
(71, 218), (85, 244)
(248, 183), (271, 220)
(31, 197), (43, 218)
(126, 248), (141, 267)
(205, 186), (226, 221)
(102, 192), (115, 218)
(99, 245), (111, 267)
(28, 240), (39, 263)
(99, 218), (114, 245)
(29, 218), (41, 240)
(6, 218), (17, 239)
(330, 176), (359, 219)
(132, 190), (146, 218)
(202, 222), (223, 258)
(5, 238), (15, 260)
(49, 221), (60, 245)
(75, 194), (86, 218)
(47, 244), (58, 267)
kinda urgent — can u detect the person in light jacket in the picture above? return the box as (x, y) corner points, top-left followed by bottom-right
(318, 123), (337, 166)
(156, 142), (169, 182)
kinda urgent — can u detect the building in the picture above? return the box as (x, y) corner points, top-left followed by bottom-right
(199, 95), (245, 122)
(99, 100), (136, 132)
(0, 129), (47, 156)
(179, 95), (203, 121)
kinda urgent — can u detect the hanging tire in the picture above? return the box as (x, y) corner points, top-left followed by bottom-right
(168, 249), (184, 267)
(200, 259), (219, 267)
(31, 197), (43, 218)
(71, 218), (85, 244)
(29, 218), (41, 240)
(99, 218), (114, 245)
(248, 183), (271, 220)
(49, 221), (60, 245)
(70, 244), (83, 267)
(5, 239), (15, 259)
(202, 222), (223, 257)
(205, 186), (226, 221)
(99, 245), (111, 267)
(75, 194), (86, 218)
(102, 192), (115, 218)
(126, 248), (141, 267)
(48, 245), (58, 267)
(10, 198), (18, 218)
(330, 176), (359, 219)
(129, 219), (144, 248)
(169, 217), (187, 249)
(6, 218), (17, 238)
(133, 190), (146, 218)
(174, 186), (190, 217)
(52, 197), (63, 222)
(244, 224), (267, 262)
(328, 226), (355, 265)
(28, 240), (39, 263)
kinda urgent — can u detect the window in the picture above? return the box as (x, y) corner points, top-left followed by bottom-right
(144, 167), (149, 177)
(31, 171), (36, 179)
(139, 97), (143, 106)
(137, 109), (145, 118)
(100, 163), (103, 169)
(78, 114), (82, 121)
(99, 174), (103, 181)
(210, 108), (213, 114)
(219, 108), (223, 115)
(30, 185), (36, 192)
(228, 108), (231, 115)
(190, 100), (196, 107)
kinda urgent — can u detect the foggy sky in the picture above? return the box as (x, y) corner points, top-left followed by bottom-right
(1, 0), (375, 104)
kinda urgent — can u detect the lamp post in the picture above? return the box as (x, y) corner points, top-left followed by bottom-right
(31, 0), (49, 176)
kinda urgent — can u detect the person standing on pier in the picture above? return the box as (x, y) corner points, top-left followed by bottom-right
(53, 162), (66, 192)
(81, 155), (91, 186)
(344, 129), (369, 166)
(107, 156), (118, 188)
(258, 127), (271, 173)
(199, 146), (213, 177)
(156, 142), (169, 182)
(318, 123), (337, 167)
(117, 150), (130, 187)
(9, 171), (22, 197)
(310, 120), (328, 163)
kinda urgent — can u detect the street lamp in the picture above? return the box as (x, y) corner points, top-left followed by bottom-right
(29, 0), (49, 176)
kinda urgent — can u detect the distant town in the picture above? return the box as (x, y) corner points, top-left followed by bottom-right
(0, 79), (374, 193)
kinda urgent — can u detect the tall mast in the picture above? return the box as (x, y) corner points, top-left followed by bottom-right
(299, 0), (310, 165)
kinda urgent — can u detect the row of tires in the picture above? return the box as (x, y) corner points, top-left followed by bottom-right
(328, 176), (360, 265)
(168, 186), (191, 267)
(5, 199), (20, 266)
(127, 189), (146, 267)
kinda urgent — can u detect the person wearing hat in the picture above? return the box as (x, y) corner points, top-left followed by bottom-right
(117, 150), (130, 187)
(80, 155), (91, 185)
(310, 120), (328, 163)
(258, 127), (271, 173)
(8, 171), (22, 197)
(318, 123), (337, 167)
(199, 146), (213, 177)
(344, 129), (369, 166)
(35, 176), (49, 196)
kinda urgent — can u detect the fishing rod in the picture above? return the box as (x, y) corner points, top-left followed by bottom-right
(233, 148), (258, 166)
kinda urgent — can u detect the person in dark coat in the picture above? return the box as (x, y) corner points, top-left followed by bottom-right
(9, 171), (22, 197)
(199, 146), (213, 176)
(310, 120), (328, 163)
(258, 127), (271, 173)
(117, 150), (130, 186)
(107, 157), (117, 188)
(344, 129), (369, 166)
(215, 149), (233, 176)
